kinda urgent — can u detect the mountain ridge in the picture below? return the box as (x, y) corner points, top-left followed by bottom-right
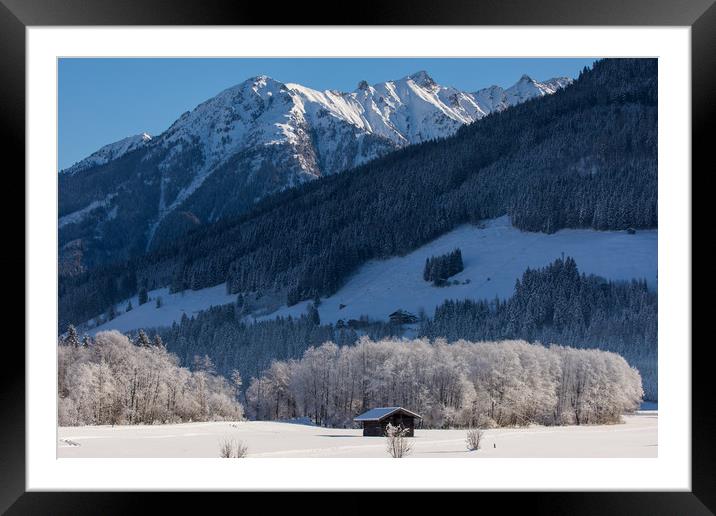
(60, 71), (569, 175)
(58, 70), (571, 273)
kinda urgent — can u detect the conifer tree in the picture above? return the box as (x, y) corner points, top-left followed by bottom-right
(307, 303), (320, 326)
(138, 288), (148, 306)
(153, 334), (165, 349)
(64, 324), (80, 348)
(136, 329), (151, 347)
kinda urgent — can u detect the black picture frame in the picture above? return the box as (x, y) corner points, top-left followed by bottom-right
(3, 0), (708, 512)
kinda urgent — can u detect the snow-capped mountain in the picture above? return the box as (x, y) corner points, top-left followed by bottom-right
(472, 75), (572, 114)
(62, 132), (153, 176)
(58, 71), (572, 272)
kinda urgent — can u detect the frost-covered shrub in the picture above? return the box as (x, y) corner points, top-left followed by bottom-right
(219, 438), (248, 458)
(219, 439), (234, 458)
(385, 424), (412, 458)
(58, 330), (244, 426)
(235, 440), (249, 458)
(466, 428), (484, 451)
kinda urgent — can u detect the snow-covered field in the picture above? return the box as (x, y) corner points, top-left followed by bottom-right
(58, 412), (657, 458)
(89, 216), (656, 334)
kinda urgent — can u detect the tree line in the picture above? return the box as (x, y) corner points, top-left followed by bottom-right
(58, 330), (243, 426)
(156, 306), (403, 386)
(245, 338), (643, 428)
(148, 257), (656, 402)
(419, 257), (657, 400)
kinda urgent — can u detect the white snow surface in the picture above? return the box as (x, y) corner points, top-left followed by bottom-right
(57, 411), (657, 458)
(87, 216), (656, 334)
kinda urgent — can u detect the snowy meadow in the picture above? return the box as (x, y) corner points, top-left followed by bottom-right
(58, 413), (657, 458)
(58, 330), (650, 458)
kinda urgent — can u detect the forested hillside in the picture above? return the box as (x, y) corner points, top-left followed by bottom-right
(59, 59), (657, 330)
(58, 71), (570, 276)
(420, 258), (657, 399)
(155, 258), (657, 401)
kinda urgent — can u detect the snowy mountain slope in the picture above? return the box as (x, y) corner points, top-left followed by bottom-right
(87, 216), (656, 335)
(259, 216), (656, 326)
(61, 133), (152, 176)
(472, 75), (572, 114)
(58, 71), (572, 271)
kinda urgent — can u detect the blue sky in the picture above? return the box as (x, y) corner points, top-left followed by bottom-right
(58, 58), (596, 170)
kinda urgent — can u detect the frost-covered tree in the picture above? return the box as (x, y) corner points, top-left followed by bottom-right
(135, 329), (151, 348)
(153, 334), (165, 349)
(57, 330), (243, 426)
(64, 324), (80, 348)
(245, 338), (642, 428)
(420, 257), (657, 400)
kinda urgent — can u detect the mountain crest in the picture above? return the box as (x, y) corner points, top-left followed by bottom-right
(59, 69), (574, 272)
(406, 70), (436, 88)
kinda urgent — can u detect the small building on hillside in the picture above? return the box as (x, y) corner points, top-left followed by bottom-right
(353, 407), (423, 437)
(389, 309), (418, 325)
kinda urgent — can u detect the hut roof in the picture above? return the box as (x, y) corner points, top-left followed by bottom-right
(353, 406), (422, 422)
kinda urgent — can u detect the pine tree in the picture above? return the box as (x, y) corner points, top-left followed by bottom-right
(307, 303), (320, 326)
(126, 300), (133, 312)
(64, 324), (80, 348)
(138, 288), (148, 306)
(136, 329), (151, 347)
(155, 296), (163, 309)
(153, 334), (165, 349)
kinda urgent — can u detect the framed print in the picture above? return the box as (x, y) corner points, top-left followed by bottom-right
(4, 0), (710, 512)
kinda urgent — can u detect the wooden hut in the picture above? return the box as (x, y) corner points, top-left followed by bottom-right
(389, 310), (418, 325)
(353, 407), (422, 437)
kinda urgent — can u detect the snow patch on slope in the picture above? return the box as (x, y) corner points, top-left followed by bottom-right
(261, 216), (656, 325)
(88, 216), (656, 335)
(88, 284), (236, 335)
(59, 193), (118, 228)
